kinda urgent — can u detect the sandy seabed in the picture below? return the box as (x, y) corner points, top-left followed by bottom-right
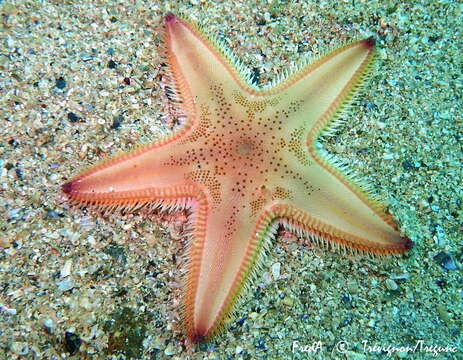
(1, 1), (461, 359)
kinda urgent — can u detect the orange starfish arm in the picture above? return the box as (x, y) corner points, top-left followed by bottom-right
(62, 13), (412, 343)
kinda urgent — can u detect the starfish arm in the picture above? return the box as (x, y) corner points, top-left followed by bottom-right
(183, 186), (277, 342)
(163, 13), (253, 125)
(274, 199), (411, 255)
(261, 37), (411, 255)
(270, 150), (411, 255)
(274, 38), (376, 136)
(61, 134), (200, 208)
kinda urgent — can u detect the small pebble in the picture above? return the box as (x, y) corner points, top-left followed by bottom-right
(271, 262), (281, 280)
(81, 54), (93, 61)
(402, 159), (414, 170)
(341, 294), (352, 307)
(47, 210), (60, 219)
(6, 37), (15, 48)
(164, 343), (178, 356)
(87, 235), (96, 247)
(11, 342), (29, 355)
(64, 331), (81, 355)
(434, 252), (457, 270)
(385, 279), (399, 291)
(57, 279), (74, 292)
(61, 259), (73, 278)
(262, 271), (272, 285)
(383, 153), (394, 160)
(15, 168), (23, 180)
(436, 305), (451, 323)
(55, 76), (66, 89)
(111, 114), (124, 129)
(0, 304), (17, 315)
(249, 312), (259, 320)
(108, 60), (117, 69)
(67, 112), (80, 123)
(366, 103), (376, 111)
(43, 319), (54, 333)
(8, 138), (19, 147)
(282, 296), (294, 307)
(433, 224), (446, 245)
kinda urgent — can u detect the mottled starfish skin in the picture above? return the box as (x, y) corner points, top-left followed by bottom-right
(62, 13), (412, 342)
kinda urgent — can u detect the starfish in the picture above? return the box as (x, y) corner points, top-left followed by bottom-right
(62, 13), (412, 343)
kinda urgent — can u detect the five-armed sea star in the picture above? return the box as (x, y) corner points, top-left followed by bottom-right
(62, 12), (412, 343)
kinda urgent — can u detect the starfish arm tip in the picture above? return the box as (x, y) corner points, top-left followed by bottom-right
(191, 333), (206, 344)
(364, 36), (376, 49)
(402, 236), (414, 251)
(61, 181), (74, 195)
(165, 12), (176, 23)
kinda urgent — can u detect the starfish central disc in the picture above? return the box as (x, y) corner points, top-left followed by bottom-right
(237, 139), (254, 156)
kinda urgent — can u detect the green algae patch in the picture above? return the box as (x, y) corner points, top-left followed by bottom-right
(102, 307), (148, 359)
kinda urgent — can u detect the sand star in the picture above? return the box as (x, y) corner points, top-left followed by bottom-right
(62, 12), (412, 342)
